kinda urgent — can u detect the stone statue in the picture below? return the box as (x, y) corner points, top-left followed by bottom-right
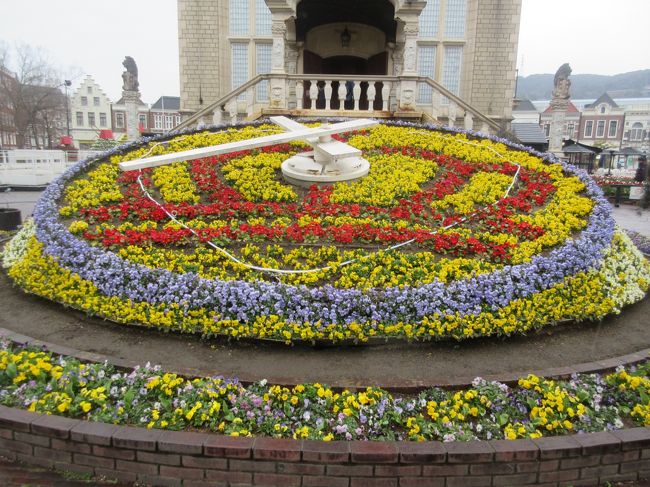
(552, 63), (571, 100)
(122, 56), (139, 92)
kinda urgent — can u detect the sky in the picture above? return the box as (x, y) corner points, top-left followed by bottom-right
(0, 0), (648, 104)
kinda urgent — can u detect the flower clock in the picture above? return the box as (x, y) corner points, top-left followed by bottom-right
(2, 120), (649, 345)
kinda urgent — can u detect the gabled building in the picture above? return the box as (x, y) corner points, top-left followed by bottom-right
(540, 101), (581, 144)
(70, 76), (112, 149)
(148, 96), (182, 135)
(111, 93), (148, 140)
(578, 93), (625, 149)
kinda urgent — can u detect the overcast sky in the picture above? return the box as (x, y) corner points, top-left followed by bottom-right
(0, 0), (648, 104)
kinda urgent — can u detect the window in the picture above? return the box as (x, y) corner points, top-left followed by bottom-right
(600, 106), (606, 114)
(88, 112), (95, 127)
(175, 115), (181, 125)
(631, 122), (644, 141)
(544, 124), (550, 137)
(417, 45), (437, 103)
(566, 122), (575, 137)
(445, 0), (467, 39)
(256, 43), (272, 101)
(99, 113), (107, 127)
(596, 120), (605, 137)
(139, 114), (147, 129)
(584, 120), (593, 137)
(441, 45), (462, 104)
(165, 115), (173, 130)
(87, 86), (92, 94)
(608, 120), (618, 138)
(116, 112), (125, 128)
(93, 97), (100, 106)
(419, 0), (440, 37)
(229, 0), (248, 36)
(154, 114), (163, 130)
(231, 42), (249, 92)
(255, 0), (271, 36)
(76, 112), (83, 126)
(81, 96), (87, 106)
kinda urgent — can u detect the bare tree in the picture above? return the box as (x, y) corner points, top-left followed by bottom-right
(0, 42), (67, 149)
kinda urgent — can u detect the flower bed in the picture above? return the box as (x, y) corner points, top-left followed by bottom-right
(0, 342), (648, 442)
(1, 121), (649, 344)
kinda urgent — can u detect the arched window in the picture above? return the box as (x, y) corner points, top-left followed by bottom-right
(631, 122), (643, 141)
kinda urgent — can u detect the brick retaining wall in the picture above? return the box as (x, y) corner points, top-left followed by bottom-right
(0, 406), (648, 486)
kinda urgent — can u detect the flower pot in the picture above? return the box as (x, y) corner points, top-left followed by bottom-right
(0, 208), (21, 231)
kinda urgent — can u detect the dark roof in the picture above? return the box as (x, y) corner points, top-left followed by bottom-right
(511, 123), (548, 144)
(585, 92), (619, 109)
(616, 146), (644, 155)
(563, 144), (596, 154)
(513, 99), (538, 112)
(562, 140), (603, 154)
(151, 96), (180, 110)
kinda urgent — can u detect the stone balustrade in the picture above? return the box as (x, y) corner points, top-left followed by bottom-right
(178, 74), (502, 135)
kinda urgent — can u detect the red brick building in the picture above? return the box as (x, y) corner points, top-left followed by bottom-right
(539, 101), (581, 143)
(147, 96), (181, 135)
(577, 93), (625, 149)
(0, 66), (19, 149)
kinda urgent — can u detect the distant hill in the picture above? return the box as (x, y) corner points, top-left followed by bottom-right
(516, 70), (650, 100)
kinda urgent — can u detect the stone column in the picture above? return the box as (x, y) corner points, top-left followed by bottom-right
(398, 20), (419, 111)
(122, 90), (141, 141)
(269, 16), (289, 109)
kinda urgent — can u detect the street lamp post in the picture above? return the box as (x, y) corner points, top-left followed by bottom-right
(607, 149), (615, 176)
(63, 80), (72, 137)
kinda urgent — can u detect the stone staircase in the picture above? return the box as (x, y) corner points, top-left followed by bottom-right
(176, 74), (503, 134)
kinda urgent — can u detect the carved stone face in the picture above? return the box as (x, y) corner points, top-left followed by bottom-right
(271, 86), (284, 107)
(400, 89), (415, 110)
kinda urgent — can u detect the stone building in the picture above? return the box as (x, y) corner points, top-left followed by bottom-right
(177, 0), (521, 128)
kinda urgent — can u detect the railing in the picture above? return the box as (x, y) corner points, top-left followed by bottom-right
(0, 150), (102, 166)
(177, 74), (503, 134)
(0, 149), (103, 188)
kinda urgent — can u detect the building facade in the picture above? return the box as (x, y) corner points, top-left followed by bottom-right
(621, 99), (650, 153)
(0, 66), (18, 149)
(177, 0), (521, 126)
(577, 93), (625, 150)
(111, 94), (148, 140)
(70, 76), (113, 149)
(540, 101), (581, 143)
(148, 96), (182, 135)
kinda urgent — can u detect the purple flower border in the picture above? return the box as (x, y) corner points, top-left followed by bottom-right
(30, 120), (615, 326)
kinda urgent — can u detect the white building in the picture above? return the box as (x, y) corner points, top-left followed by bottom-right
(69, 76), (112, 149)
(621, 99), (650, 155)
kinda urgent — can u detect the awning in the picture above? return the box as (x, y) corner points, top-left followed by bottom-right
(615, 147), (644, 156)
(563, 144), (598, 154)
